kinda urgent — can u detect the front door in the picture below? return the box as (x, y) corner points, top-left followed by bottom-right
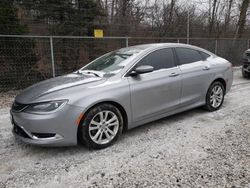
(127, 48), (182, 123)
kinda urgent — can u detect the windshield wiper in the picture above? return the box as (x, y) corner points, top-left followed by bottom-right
(76, 70), (102, 77)
(85, 71), (100, 77)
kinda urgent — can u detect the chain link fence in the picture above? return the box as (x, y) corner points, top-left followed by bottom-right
(0, 35), (249, 91)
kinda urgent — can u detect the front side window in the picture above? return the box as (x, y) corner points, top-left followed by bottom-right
(136, 48), (176, 71)
(175, 48), (204, 65)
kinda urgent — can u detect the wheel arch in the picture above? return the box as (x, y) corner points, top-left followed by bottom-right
(204, 77), (226, 111)
(205, 77), (227, 101)
(77, 101), (128, 144)
(211, 78), (226, 93)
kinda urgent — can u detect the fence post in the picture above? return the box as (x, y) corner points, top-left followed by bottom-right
(125, 37), (129, 47)
(50, 36), (55, 78)
(177, 39), (180, 43)
(215, 39), (218, 55)
(187, 9), (190, 44)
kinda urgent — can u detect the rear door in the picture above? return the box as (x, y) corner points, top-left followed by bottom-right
(127, 48), (182, 123)
(175, 47), (213, 106)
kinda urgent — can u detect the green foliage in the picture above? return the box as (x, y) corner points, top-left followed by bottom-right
(15, 0), (106, 77)
(17, 0), (104, 35)
(0, 0), (38, 90)
(0, 0), (27, 34)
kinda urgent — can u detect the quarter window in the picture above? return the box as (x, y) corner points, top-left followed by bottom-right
(199, 51), (211, 60)
(136, 48), (176, 71)
(175, 48), (204, 65)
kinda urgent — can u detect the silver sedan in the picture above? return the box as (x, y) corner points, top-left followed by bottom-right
(10, 43), (233, 149)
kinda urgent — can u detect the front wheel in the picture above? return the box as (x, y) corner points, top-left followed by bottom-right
(205, 81), (225, 112)
(79, 103), (123, 149)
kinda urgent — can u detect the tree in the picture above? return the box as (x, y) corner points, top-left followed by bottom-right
(235, 0), (250, 38)
(0, 0), (27, 34)
(17, 0), (104, 36)
(208, 0), (219, 36)
(16, 0), (105, 75)
(224, 0), (234, 33)
(0, 0), (37, 90)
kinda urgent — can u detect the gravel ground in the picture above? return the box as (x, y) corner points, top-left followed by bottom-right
(0, 91), (19, 109)
(0, 69), (250, 188)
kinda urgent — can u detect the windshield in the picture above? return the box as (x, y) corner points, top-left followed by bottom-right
(80, 47), (142, 77)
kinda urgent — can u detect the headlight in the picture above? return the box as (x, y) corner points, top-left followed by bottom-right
(24, 100), (68, 114)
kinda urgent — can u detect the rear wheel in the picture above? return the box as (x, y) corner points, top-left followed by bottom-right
(205, 81), (225, 111)
(79, 103), (123, 149)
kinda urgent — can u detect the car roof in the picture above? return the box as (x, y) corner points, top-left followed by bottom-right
(129, 43), (215, 56)
(131, 43), (175, 49)
(131, 43), (203, 50)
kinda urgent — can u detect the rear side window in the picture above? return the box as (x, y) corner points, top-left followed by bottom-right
(199, 51), (211, 60)
(136, 48), (176, 71)
(175, 48), (204, 65)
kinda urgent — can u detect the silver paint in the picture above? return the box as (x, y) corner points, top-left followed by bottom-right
(11, 43), (234, 146)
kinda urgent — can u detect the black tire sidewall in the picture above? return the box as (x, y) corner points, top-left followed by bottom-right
(205, 82), (225, 111)
(80, 103), (123, 149)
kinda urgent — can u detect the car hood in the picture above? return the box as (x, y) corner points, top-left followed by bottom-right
(15, 73), (104, 103)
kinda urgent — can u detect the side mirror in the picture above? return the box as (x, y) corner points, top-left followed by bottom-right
(130, 65), (154, 76)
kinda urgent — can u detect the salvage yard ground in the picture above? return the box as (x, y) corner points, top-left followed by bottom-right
(0, 68), (250, 188)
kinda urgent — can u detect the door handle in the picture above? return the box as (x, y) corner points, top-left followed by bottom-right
(169, 72), (180, 77)
(203, 66), (210, 70)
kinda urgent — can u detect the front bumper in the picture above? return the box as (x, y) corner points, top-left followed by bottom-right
(10, 104), (84, 146)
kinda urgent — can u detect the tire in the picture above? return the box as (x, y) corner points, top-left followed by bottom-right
(242, 68), (249, 78)
(79, 103), (123, 149)
(205, 81), (225, 112)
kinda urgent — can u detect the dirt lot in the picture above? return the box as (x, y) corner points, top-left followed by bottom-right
(0, 68), (250, 188)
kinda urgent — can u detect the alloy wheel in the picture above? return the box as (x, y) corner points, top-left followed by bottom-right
(89, 110), (119, 145)
(210, 85), (223, 108)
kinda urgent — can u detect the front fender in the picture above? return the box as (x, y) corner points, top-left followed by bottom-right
(71, 78), (132, 128)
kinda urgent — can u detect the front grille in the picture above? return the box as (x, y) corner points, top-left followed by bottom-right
(12, 102), (29, 112)
(13, 123), (30, 138)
